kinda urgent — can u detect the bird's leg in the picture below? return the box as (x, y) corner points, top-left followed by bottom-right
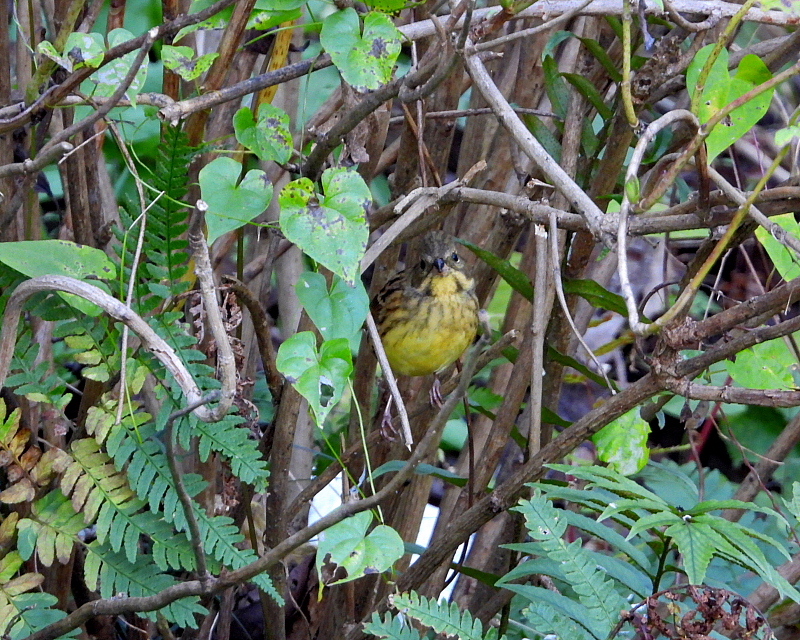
(429, 376), (444, 407)
(380, 395), (400, 441)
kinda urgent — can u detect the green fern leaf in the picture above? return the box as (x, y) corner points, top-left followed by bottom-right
(84, 543), (206, 627)
(113, 124), (194, 307)
(522, 601), (594, 640)
(363, 611), (422, 640)
(5, 337), (70, 409)
(16, 490), (84, 567)
(389, 592), (486, 640)
(193, 509), (282, 603)
(510, 491), (628, 637)
(176, 411), (269, 490)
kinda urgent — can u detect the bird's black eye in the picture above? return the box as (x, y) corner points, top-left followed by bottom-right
(451, 252), (459, 262)
(419, 259), (428, 270)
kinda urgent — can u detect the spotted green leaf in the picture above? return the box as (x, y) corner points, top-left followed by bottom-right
(320, 9), (402, 91)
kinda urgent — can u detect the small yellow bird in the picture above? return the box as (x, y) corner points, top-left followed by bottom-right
(373, 231), (479, 377)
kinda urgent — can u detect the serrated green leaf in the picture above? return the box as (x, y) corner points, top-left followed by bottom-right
(664, 519), (719, 584)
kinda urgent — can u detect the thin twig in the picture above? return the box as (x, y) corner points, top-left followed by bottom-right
(618, 109), (700, 335)
(529, 226), (549, 454)
(463, 38), (610, 243)
(189, 232), (237, 422)
(388, 107), (560, 125)
(471, 0), (595, 52)
(0, 141), (73, 179)
(365, 312), (413, 448)
(164, 393), (222, 577)
(549, 211), (615, 392)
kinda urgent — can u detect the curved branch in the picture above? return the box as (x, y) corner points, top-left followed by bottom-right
(0, 275), (220, 423)
(618, 109), (700, 336)
(0, 142), (73, 179)
(189, 233), (237, 421)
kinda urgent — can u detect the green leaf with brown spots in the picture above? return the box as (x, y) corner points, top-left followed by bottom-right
(320, 9), (402, 91)
(234, 104), (293, 164)
(279, 168), (370, 285)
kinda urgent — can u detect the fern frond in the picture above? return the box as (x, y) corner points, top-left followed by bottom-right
(5, 336), (70, 409)
(173, 410), (268, 490)
(113, 124), (194, 308)
(363, 611), (422, 640)
(62, 438), (141, 524)
(53, 316), (120, 384)
(193, 509), (282, 603)
(510, 491), (628, 638)
(521, 601), (594, 640)
(16, 490), (84, 567)
(0, 508), (71, 639)
(84, 543), (206, 627)
(389, 592), (486, 640)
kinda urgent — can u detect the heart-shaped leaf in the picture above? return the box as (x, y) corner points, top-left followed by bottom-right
(295, 272), (369, 351)
(320, 9), (402, 91)
(279, 167), (369, 285)
(276, 333), (353, 426)
(316, 511), (404, 588)
(592, 408), (650, 476)
(234, 104), (293, 164)
(199, 157), (273, 245)
(727, 340), (796, 391)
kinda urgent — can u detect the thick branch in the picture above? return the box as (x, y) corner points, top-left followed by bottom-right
(663, 379), (800, 407)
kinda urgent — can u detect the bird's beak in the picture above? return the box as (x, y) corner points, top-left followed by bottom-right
(434, 258), (449, 274)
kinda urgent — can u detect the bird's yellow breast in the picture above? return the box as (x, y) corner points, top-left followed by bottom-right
(380, 271), (478, 377)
